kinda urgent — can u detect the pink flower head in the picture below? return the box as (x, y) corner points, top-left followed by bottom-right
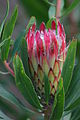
(26, 20), (66, 96)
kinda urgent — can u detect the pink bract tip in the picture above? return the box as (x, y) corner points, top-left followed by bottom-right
(32, 23), (36, 32)
(51, 20), (56, 30)
(58, 21), (63, 36)
(40, 22), (45, 32)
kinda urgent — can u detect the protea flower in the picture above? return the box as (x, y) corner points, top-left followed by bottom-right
(26, 20), (66, 98)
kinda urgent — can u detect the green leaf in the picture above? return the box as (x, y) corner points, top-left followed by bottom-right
(44, 74), (50, 104)
(1, 6), (18, 61)
(13, 55), (42, 110)
(50, 78), (65, 120)
(50, 94), (57, 118)
(0, 85), (35, 119)
(62, 0), (80, 17)
(70, 107), (80, 120)
(20, 38), (30, 78)
(0, 0), (9, 38)
(65, 98), (80, 112)
(0, 59), (40, 120)
(46, 18), (54, 29)
(11, 16), (36, 62)
(62, 112), (71, 120)
(20, 17), (36, 77)
(0, 111), (11, 120)
(76, 39), (80, 64)
(43, 0), (56, 6)
(0, 85), (22, 109)
(0, 37), (10, 48)
(65, 64), (80, 111)
(62, 40), (77, 93)
(11, 30), (26, 62)
(0, 98), (35, 120)
(26, 16), (36, 33)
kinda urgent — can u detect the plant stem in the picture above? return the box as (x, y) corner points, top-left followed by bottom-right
(44, 105), (52, 120)
(4, 61), (15, 77)
(56, 0), (61, 23)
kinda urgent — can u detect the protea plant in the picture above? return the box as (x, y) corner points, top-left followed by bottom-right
(0, 0), (79, 120)
(26, 20), (66, 100)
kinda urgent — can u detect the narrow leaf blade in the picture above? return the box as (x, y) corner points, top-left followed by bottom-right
(50, 78), (65, 120)
(44, 74), (50, 104)
(20, 38), (30, 78)
(62, 40), (77, 93)
(0, 37), (10, 48)
(70, 107), (80, 120)
(0, 111), (11, 120)
(1, 6), (18, 61)
(0, 0), (9, 38)
(13, 55), (42, 110)
(11, 30), (26, 62)
(0, 85), (35, 119)
(62, 0), (80, 17)
(11, 16), (36, 62)
(65, 64), (80, 111)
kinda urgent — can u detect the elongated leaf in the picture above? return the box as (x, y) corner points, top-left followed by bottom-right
(43, 0), (56, 6)
(70, 106), (80, 120)
(0, 0), (9, 38)
(62, 112), (71, 120)
(44, 74), (50, 104)
(65, 64), (80, 111)
(0, 98), (35, 120)
(62, 0), (80, 17)
(0, 85), (23, 109)
(0, 37), (10, 48)
(13, 55), (42, 110)
(65, 98), (80, 112)
(0, 98), (18, 120)
(20, 38), (30, 78)
(0, 111), (11, 120)
(50, 78), (65, 120)
(0, 85), (34, 113)
(11, 30), (26, 62)
(50, 94), (57, 119)
(62, 40), (77, 93)
(1, 6), (18, 61)
(11, 16), (36, 62)
(0, 85), (35, 119)
(20, 17), (36, 76)
(0, 59), (40, 119)
(76, 39), (80, 64)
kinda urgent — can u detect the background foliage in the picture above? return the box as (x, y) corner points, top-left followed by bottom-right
(0, 0), (80, 120)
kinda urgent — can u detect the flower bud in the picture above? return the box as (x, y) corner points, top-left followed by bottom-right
(26, 20), (66, 97)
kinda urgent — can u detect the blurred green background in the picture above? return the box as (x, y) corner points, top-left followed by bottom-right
(0, 0), (80, 40)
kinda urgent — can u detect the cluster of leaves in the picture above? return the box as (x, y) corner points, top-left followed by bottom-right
(0, 0), (80, 120)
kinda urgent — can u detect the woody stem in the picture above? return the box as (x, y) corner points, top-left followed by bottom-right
(4, 61), (15, 77)
(56, 0), (61, 23)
